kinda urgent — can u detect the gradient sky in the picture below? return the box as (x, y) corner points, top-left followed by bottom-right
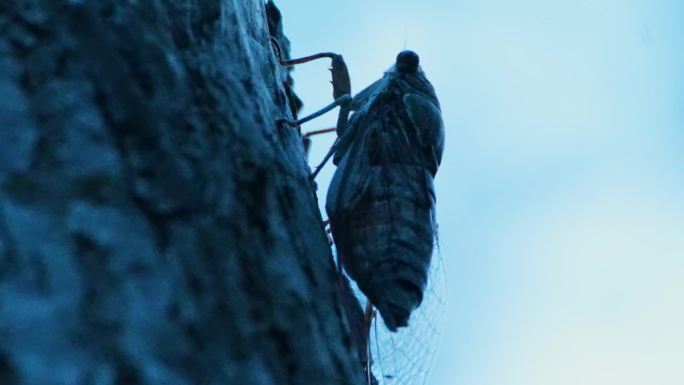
(275, 1), (684, 384)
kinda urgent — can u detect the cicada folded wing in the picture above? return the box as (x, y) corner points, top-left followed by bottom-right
(329, 160), (436, 331)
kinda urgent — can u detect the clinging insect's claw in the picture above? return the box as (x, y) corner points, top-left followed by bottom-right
(275, 118), (290, 126)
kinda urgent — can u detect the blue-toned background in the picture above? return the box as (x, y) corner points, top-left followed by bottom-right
(276, 1), (684, 384)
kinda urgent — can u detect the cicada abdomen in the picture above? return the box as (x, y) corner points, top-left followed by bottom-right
(327, 51), (444, 332)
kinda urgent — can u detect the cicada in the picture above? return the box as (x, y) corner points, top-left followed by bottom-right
(326, 50), (444, 332)
(272, 40), (445, 383)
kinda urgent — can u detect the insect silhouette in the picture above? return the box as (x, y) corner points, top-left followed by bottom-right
(326, 49), (444, 332)
(271, 41), (444, 383)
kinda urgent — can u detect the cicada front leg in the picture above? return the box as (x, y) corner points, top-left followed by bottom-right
(270, 38), (352, 179)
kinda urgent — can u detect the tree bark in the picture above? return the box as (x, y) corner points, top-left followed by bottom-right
(0, 1), (364, 384)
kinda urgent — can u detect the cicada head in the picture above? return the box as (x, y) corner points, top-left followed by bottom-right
(395, 50), (420, 73)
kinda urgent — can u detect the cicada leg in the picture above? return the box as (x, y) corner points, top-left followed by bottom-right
(303, 127), (337, 157)
(321, 219), (334, 246)
(364, 302), (378, 385)
(270, 38), (352, 179)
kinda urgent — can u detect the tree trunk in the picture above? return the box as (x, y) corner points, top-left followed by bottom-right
(0, 1), (364, 384)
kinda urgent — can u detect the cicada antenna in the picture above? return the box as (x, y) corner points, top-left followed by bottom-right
(403, 22), (408, 50)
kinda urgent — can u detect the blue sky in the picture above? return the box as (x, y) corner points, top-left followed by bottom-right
(275, 1), (684, 384)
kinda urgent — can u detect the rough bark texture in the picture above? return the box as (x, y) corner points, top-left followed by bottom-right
(0, 1), (364, 384)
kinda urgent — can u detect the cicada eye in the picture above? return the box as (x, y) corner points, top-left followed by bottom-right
(396, 50), (420, 73)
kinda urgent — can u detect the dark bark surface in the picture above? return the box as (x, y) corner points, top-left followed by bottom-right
(0, 1), (364, 384)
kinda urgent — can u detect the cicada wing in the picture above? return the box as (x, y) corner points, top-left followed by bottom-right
(403, 93), (445, 176)
(326, 120), (374, 220)
(350, 77), (388, 111)
(364, 165), (437, 331)
(329, 159), (437, 327)
(369, 252), (447, 385)
(329, 84), (441, 327)
(331, 75), (378, 164)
